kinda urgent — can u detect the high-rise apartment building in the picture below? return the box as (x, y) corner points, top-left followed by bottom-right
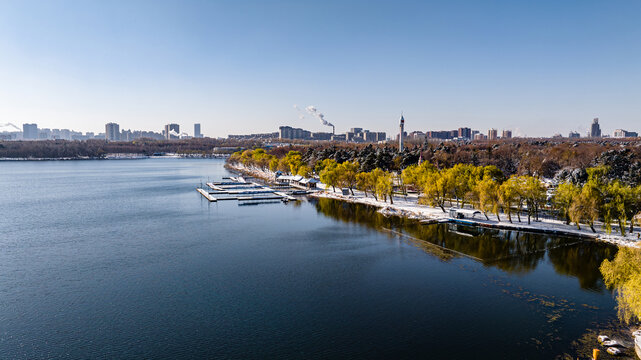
(501, 130), (512, 139)
(590, 118), (601, 137)
(488, 129), (498, 140)
(105, 123), (120, 141)
(279, 126), (311, 140)
(346, 128), (363, 141)
(194, 123), (202, 138)
(458, 127), (472, 139)
(22, 123), (38, 139)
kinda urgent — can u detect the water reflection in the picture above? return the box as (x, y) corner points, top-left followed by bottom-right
(311, 197), (617, 291)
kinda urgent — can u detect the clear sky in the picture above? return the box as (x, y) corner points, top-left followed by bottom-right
(1, 0), (640, 138)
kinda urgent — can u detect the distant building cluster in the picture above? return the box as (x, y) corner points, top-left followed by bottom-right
(0, 122), (205, 141)
(275, 126), (386, 143)
(3, 116), (640, 142)
(0, 122), (105, 141)
(568, 118), (638, 139)
(613, 129), (638, 138)
(108, 122), (203, 141)
(228, 126), (385, 142)
(422, 127), (512, 141)
(106, 122), (168, 141)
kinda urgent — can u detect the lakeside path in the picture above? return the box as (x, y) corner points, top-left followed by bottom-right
(227, 163), (641, 248)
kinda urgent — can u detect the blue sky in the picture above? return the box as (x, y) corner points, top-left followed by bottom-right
(1, 0), (640, 137)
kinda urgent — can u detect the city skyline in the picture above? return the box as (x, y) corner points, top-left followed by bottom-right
(1, 1), (640, 138)
(2, 115), (641, 141)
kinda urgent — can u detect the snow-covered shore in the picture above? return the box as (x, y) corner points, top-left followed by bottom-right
(227, 163), (641, 248)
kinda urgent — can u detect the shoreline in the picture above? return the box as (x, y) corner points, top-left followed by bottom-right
(0, 154), (229, 161)
(227, 163), (641, 248)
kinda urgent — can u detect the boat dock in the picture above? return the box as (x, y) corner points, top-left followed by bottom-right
(197, 177), (296, 203)
(196, 188), (217, 202)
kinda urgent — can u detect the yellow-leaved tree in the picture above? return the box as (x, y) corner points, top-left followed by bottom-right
(600, 247), (641, 324)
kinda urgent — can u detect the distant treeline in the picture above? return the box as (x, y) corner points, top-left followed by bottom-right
(0, 138), (262, 158)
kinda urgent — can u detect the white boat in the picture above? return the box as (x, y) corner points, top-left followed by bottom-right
(602, 340), (621, 347)
(606, 347), (622, 356)
(598, 335), (610, 343)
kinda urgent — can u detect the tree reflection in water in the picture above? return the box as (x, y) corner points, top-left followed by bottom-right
(311, 197), (617, 291)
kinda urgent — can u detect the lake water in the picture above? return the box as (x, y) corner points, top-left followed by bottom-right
(0, 158), (623, 359)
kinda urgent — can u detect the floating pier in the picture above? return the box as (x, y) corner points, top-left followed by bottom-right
(196, 188), (217, 202)
(419, 217), (598, 240)
(197, 179), (296, 203)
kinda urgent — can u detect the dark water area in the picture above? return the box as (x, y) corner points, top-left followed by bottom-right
(0, 159), (624, 359)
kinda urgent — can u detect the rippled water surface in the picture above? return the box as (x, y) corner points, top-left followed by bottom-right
(0, 159), (622, 359)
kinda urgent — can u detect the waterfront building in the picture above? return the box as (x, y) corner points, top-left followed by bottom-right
(590, 118), (601, 137)
(194, 123), (202, 138)
(105, 123), (120, 141)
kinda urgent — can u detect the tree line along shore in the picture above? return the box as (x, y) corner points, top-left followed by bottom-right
(0, 138), (254, 158)
(229, 147), (641, 238)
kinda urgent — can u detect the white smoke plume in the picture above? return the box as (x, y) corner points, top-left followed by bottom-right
(512, 127), (526, 138)
(305, 105), (334, 128)
(292, 104), (305, 120)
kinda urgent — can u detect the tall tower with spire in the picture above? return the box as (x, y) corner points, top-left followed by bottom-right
(399, 114), (405, 153)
